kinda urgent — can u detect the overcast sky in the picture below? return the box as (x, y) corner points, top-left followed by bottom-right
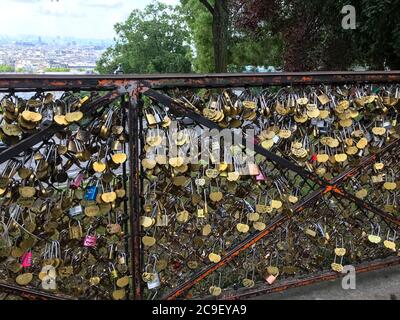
(0, 0), (179, 40)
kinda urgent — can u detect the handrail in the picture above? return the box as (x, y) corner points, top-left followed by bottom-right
(0, 71), (399, 301)
(1, 71), (400, 91)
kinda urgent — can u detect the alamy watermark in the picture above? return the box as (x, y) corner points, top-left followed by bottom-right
(342, 5), (356, 30)
(341, 265), (356, 290)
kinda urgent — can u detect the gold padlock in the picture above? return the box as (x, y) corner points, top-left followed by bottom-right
(68, 221), (83, 240)
(144, 109), (157, 126)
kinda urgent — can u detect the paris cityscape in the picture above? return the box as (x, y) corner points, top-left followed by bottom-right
(0, 36), (111, 73)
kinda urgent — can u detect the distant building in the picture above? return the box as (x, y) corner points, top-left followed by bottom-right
(244, 66), (278, 73)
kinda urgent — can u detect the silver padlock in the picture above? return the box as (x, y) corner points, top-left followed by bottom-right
(383, 120), (392, 129)
(152, 106), (162, 123)
(325, 117), (334, 124)
(40, 109), (53, 129)
(147, 255), (161, 290)
(156, 209), (169, 227)
(147, 273), (161, 289)
(69, 205), (83, 217)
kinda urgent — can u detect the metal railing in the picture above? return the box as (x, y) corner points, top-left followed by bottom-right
(0, 71), (399, 300)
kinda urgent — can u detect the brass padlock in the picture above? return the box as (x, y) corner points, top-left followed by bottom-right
(68, 220), (83, 240)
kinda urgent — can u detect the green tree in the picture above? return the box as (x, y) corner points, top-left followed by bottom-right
(229, 29), (283, 72)
(233, 0), (360, 71)
(233, 0), (400, 71)
(96, 2), (192, 74)
(181, 0), (214, 72)
(0, 65), (14, 72)
(356, 0), (400, 69)
(181, 0), (283, 73)
(198, 0), (230, 73)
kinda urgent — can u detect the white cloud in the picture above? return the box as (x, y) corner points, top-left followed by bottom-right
(0, 0), (179, 39)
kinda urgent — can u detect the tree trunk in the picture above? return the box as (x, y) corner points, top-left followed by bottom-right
(212, 0), (229, 73)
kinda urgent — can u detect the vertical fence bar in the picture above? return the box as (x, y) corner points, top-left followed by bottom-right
(128, 89), (143, 300)
(121, 95), (132, 298)
(137, 94), (145, 298)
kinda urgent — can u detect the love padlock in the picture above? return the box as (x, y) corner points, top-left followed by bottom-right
(21, 251), (32, 268)
(71, 172), (85, 189)
(83, 227), (97, 247)
(255, 171), (266, 182)
(265, 273), (278, 285)
(84, 235), (97, 247)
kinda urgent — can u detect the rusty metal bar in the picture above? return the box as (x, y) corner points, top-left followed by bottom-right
(144, 71), (400, 89)
(0, 281), (77, 300)
(333, 189), (400, 227)
(220, 256), (400, 300)
(331, 138), (400, 185)
(120, 95), (132, 299)
(128, 86), (143, 300)
(137, 94), (146, 300)
(1, 71), (400, 91)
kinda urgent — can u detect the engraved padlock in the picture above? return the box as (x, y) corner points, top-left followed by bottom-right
(147, 273), (161, 289)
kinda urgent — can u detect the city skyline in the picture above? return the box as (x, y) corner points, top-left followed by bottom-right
(0, 0), (179, 40)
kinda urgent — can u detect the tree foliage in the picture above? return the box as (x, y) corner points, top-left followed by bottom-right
(97, 0), (400, 74)
(181, 0), (283, 73)
(0, 65), (14, 72)
(233, 0), (400, 71)
(233, 0), (359, 71)
(181, 0), (214, 73)
(96, 2), (192, 74)
(356, 0), (400, 69)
